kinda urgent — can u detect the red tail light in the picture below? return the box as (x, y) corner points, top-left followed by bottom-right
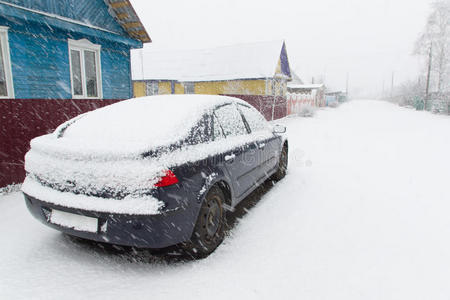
(155, 170), (179, 187)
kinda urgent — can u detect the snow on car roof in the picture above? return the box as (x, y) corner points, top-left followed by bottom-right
(33, 95), (242, 157)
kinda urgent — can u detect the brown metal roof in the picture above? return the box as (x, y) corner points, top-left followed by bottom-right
(105, 0), (151, 43)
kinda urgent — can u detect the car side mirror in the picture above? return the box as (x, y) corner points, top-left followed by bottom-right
(272, 124), (286, 134)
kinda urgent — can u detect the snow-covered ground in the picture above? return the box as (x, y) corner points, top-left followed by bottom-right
(1, 100), (450, 299)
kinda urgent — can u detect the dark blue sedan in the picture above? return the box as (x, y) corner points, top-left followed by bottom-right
(22, 95), (288, 258)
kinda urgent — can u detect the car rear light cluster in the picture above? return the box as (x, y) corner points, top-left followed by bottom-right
(154, 170), (179, 187)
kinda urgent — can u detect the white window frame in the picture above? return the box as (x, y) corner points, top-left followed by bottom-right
(0, 26), (14, 99)
(146, 81), (159, 95)
(184, 82), (195, 94)
(68, 39), (102, 99)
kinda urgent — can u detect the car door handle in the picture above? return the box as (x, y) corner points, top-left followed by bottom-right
(258, 143), (266, 149)
(225, 153), (236, 163)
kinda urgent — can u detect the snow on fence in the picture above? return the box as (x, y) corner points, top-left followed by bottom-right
(0, 99), (122, 187)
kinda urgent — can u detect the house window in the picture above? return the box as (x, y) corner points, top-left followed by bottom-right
(68, 39), (102, 99)
(146, 81), (159, 95)
(184, 82), (195, 94)
(0, 26), (14, 98)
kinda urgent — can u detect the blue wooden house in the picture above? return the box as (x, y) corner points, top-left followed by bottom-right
(0, 0), (150, 100)
(0, 0), (151, 187)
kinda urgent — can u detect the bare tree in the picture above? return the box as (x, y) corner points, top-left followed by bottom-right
(394, 78), (426, 108)
(415, 1), (450, 93)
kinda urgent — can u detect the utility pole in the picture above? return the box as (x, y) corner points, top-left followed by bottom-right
(140, 49), (144, 80)
(390, 71), (394, 99)
(425, 42), (433, 111)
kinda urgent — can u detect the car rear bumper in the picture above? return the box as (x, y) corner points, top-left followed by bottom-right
(23, 193), (198, 249)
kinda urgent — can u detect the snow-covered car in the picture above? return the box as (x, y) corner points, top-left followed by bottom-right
(22, 95), (288, 257)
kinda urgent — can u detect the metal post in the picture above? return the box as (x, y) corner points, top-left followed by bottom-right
(271, 79), (276, 121)
(425, 42), (433, 111)
(140, 49), (144, 80)
(390, 72), (394, 99)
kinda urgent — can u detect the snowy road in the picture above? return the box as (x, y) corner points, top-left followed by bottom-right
(1, 100), (450, 300)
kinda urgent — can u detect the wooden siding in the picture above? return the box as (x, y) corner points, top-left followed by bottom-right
(158, 81), (172, 94)
(133, 81), (146, 97)
(0, 3), (141, 47)
(174, 83), (184, 94)
(133, 79), (274, 97)
(275, 58), (282, 75)
(194, 80), (267, 95)
(1, 0), (126, 34)
(101, 46), (133, 99)
(1, 15), (133, 99)
(133, 79), (288, 98)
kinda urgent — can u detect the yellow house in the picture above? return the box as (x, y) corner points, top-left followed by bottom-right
(132, 40), (292, 98)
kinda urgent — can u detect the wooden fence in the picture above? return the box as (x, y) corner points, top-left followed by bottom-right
(222, 94), (287, 121)
(0, 99), (122, 187)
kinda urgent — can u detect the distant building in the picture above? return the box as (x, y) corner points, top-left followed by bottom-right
(132, 40), (292, 120)
(286, 83), (326, 114)
(0, 0), (151, 187)
(325, 91), (348, 106)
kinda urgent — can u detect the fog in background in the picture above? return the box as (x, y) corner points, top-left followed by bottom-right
(130, 0), (433, 98)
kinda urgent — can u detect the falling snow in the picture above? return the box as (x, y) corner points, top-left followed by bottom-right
(1, 100), (450, 299)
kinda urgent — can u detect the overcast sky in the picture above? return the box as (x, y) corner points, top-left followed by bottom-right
(129, 0), (433, 98)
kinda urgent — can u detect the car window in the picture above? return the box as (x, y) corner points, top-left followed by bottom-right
(214, 104), (248, 137)
(238, 104), (269, 132)
(187, 114), (212, 145)
(212, 114), (225, 141)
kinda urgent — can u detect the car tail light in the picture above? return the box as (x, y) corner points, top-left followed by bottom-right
(155, 170), (179, 187)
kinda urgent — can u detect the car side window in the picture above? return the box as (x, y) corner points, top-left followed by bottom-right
(238, 104), (269, 132)
(187, 114), (212, 145)
(212, 114), (225, 141)
(214, 104), (248, 137)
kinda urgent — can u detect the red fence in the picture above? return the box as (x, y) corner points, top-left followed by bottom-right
(221, 94), (287, 121)
(0, 99), (122, 187)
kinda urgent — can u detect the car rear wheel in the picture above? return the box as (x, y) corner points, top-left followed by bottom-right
(272, 144), (288, 181)
(184, 185), (226, 258)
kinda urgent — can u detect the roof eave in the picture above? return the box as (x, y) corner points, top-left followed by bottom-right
(106, 0), (151, 44)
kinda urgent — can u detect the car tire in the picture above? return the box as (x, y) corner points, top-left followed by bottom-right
(184, 185), (227, 258)
(271, 144), (288, 181)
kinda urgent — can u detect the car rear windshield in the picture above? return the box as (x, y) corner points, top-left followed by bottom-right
(61, 95), (225, 151)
